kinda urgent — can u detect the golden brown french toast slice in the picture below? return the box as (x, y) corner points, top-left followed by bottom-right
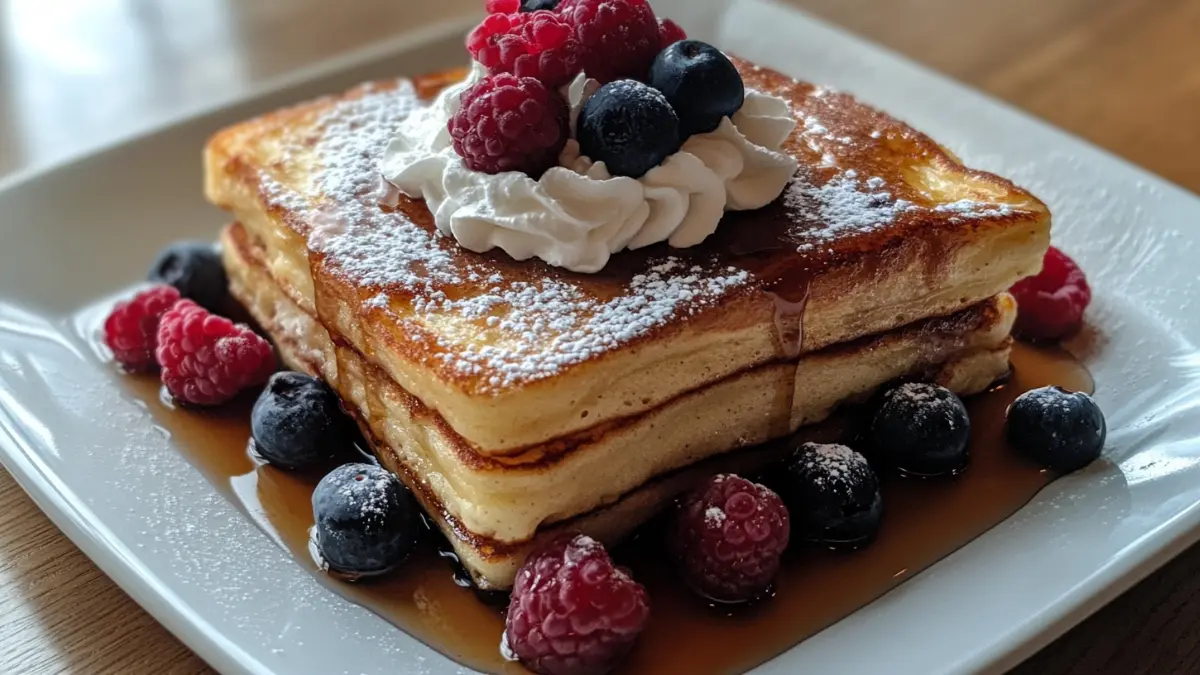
(205, 63), (1047, 455)
(223, 221), (1014, 588)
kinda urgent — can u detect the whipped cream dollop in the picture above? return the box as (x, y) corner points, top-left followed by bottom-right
(381, 64), (799, 273)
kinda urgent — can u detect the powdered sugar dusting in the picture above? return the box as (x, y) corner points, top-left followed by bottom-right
(341, 474), (394, 519)
(886, 382), (966, 430)
(795, 443), (874, 493)
(364, 293), (389, 309)
(259, 172), (308, 214)
(783, 170), (1023, 250)
(934, 199), (1016, 219)
(300, 81), (466, 290)
(705, 506), (727, 527)
(783, 83), (1028, 252)
(259, 81), (751, 391)
(438, 259), (749, 386)
(255, 77), (1029, 391)
(785, 171), (915, 248)
(802, 116), (829, 136)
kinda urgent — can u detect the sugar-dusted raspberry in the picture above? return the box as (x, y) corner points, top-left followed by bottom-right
(156, 300), (275, 406)
(670, 474), (791, 603)
(103, 285), (181, 371)
(558, 0), (662, 83)
(658, 17), (687, 46)
(1010, 246), (1092, 341)
(449, 73), (569, 176)
(467, 10), (581, 87)
(503, 534), (649, 675)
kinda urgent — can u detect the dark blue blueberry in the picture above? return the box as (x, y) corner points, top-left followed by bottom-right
(577, 79), (680, 179)
(312, 463), (421, 577)
(251, 372), (354, 470)
(147, 241), (229, 312)
(869, 382), (971, 477)
(648, 40), (745, 137)
(521, 0), (560, 10)
(776, 443), (882, 551)
(1006, 386), (1106, 472)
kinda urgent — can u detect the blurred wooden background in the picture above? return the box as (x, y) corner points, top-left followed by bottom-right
(1, 1), (1199, 673)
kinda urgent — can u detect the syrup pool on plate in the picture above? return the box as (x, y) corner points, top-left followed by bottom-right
(122, 342), (1092, 674)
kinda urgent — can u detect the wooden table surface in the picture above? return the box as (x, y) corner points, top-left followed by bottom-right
(1, 1), (1198, 673)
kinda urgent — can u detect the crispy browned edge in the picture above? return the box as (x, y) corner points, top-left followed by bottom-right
(229, 221), (1004, 474)
(206, 63), (1045, 402)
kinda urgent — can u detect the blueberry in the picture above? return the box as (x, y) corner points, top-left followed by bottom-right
(775, 443), (882, 551)
(869, 382), (971, 477)
(251, 372), (354, 470)
(577, 80), (680, 179)
(312, 463), (422, 577)
(520, 0), (559, 10)
(148, 241), (229, 312)
(1006, 386), (1106, 472)
(648, 40), (745, 137)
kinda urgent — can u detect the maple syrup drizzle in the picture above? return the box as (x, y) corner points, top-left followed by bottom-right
(128, 342), (1091, 674)
(767, 289), (810, 359)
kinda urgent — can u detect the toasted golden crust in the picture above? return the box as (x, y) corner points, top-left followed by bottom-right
(224, 221), (1013, 588)
(205, 63), (1047, 453)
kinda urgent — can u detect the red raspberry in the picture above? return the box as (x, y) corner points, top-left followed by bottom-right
(670, 474), (791, 604)
(102, 285), (181, 371)
(1010, 246), (1092, 342)
(658, 18), (687, 46)
(486, 0), (521, 12)
(503, 534), (649, 675)
(449, 73), (569, 176)
(155, 300), (275, 406)
(558, 0), (662, 83)
(467, 11), (582, 87)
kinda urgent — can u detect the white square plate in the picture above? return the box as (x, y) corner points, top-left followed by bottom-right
(2, 1), (1199, 674)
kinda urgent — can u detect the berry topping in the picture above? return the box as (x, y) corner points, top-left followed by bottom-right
(577, 79), (680, 178)
(449, 73), (569, 176)
(657, 17), (688, 46)
(147, 241), (229, 313)
(503, 533), (649, 675)
(487, 0), (561, 11)
(251, 372), (355, 470)
(102, 285), (181, 371)
(312, 463), (422, 578)
(869, 382), (971, 477)
(648, 40), (745, 136)
(155, 300), (275, 406)
(670, 474), (790, 604)
(559, 0), (662, 83)
(467, 10), (581, 87)
(776, 443), (882, 551)
(1006, 386), (1106, 472)
(1010, 246), (1092, 342)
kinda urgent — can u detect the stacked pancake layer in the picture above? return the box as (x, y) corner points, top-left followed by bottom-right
(206, 63), (1049, 589)
(223, 221), (1014, 586)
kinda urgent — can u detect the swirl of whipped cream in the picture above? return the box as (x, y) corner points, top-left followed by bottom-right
(381, 64), (799, 273)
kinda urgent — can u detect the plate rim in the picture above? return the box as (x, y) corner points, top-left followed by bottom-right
(0, 417), (266, 675)
(1, 5), (1199, 675)
(0, 14), (481, 675)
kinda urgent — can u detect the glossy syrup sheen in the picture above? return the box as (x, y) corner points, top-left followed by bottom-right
(128, 342), (1093, 675)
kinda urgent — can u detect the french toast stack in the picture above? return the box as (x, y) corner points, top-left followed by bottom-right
(205, 62), (1049, 590)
